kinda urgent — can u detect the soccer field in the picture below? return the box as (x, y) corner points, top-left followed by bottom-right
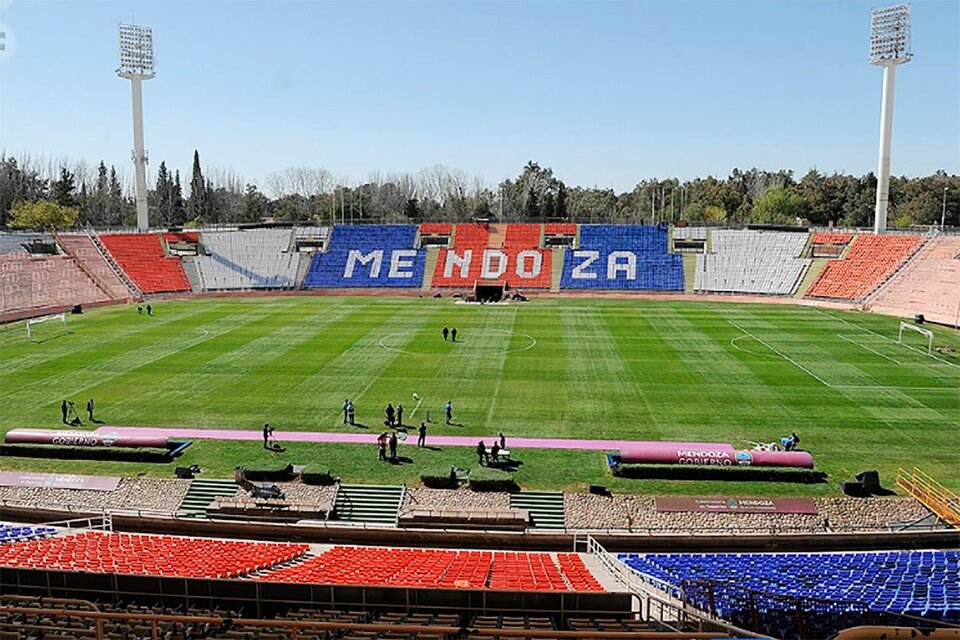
(1, 296), (957, 496)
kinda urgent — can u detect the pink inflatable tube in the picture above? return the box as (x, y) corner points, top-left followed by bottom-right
(4, 428), (170, 449)
(618, 441), (813, 469)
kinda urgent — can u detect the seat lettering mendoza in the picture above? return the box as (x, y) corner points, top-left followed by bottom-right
(442, 249), (544, 281)
(343, 249), (420, 279)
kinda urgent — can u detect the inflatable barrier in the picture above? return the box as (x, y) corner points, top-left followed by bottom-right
(4, 428), (171, 449)
(617, 441), (814, 469)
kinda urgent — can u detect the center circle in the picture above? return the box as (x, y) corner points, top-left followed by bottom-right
(378, 330), (537, 355)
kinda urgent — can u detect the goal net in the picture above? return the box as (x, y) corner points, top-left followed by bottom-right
(25, 312), (69, 342)
(898, 321), (933, 355)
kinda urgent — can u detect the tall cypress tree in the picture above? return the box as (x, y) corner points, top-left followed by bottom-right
(172, 171), (186, 226)
(51, 166), (77, 208)
(155, 161), (173, 225)
(107, 166), (124, 226)
(189, 150), (208, 223)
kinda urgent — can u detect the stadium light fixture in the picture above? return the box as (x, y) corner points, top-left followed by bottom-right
(117, 23), (155, 232)
(869, 4), (912, 234)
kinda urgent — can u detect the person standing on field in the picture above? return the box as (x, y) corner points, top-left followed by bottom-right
(451, 327), (458, 342)
(396, 404), (404, 427)
(348, 401), (356, 426)
(417, 422), (427, 448)
(386, 403), (395, 427)
(442, 326), (449, 341)
(342, 399), (350, 424)
(445, 401), (453, 425)
(61, 400), (68, 424)
(86, 398), (96, 422)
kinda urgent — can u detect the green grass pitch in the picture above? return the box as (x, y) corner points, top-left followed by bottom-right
(1, 297), (957, 497)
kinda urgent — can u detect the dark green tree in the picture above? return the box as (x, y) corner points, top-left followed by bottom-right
(188, 150), (209, 223)
(51, 166), (78, 208)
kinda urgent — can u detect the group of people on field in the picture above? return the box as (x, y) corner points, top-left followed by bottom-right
(60, 398), (100, 426)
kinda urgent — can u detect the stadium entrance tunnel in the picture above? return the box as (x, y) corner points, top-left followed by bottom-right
(475, 282), (504, 302)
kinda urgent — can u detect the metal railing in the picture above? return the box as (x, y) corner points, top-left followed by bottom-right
(897, 467), (960, 528)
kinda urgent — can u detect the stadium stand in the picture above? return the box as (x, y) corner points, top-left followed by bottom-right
(694, 230), (810, 295)
(420, 222), (453, 236)
(431, 223), (552, 288)
(0, 523), (56, 544)
(867, 235), (960, 326)
(0, 253), (111, 315)
(195, 228), (301, 290)
(806, 233), (925, 301)
(303, 225), (426, 288)
(543, 223), (577, 237)
(259, 546), (605, 592)
(812, 232), (855, 246)
(671, 226), (709, 240)
(560, 225), (683, 291)
(0, 232), (54, 254)
(57, 234), (130, 299)
(99, 233), (191, 293)
(163, 231), (199, 245)
(0, 531), (308, 579)
(620, 550), (960, 623)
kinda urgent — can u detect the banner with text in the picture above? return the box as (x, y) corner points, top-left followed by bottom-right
(655, 496), (818, 514)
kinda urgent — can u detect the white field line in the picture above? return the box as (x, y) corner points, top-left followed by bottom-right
(727, 320), (953, 392)
(727, 319), (832, 388)
(815, 309), (960, 370)
(837, 334), (903, 365)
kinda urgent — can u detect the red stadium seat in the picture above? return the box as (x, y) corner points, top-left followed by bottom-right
(806, 234), (923, 301)
(100, 233), (192, 294)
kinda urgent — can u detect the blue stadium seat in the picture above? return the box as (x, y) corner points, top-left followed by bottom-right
(303, 225), (425, 288)
(618, 551), (959, 623)
(0, 523), (56, 543)
(560, 225), (683, 291)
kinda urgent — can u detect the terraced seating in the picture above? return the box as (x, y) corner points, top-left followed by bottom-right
(0, 253), (110, 314)
(869, 236), (960, 325)
(163, 231), (199, 245)
(195, 229), (300, 290)
(812, 232), (854, 245)
(419, 223), (453, 236)
(0, 523), (56, 543)
(259, 546), (605, 592)
(57, 234), (129, 299)
(304, 225), (425, 288)
(431, 224), (552, 289)
(543, 223), (576, 236)
(560, 225), (683, 291)
(0, 232), (53, 254)
(806, 234), (924, 301)
(99, 233), (191, 293)
(695, 230), (810, 295)
(620, 550), (960, 623)
(0, 531), (308, 579)
(671, 226), (708, 240)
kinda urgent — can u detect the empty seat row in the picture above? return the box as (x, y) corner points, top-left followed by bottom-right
(258, 546), (605, 592)
(868, 236), (960, 325)
(0, 531), (308, 579)
(620, 550), (959, 622)
(560, 225), (683, 291)
(811, 232), (854, 245)
(304, 225), (425, 289)
(99, 233), (191, 293)
(0, 523), (57, 543)
(695, 230), (810, 295)
(195, 229), (300, 290)
(806, 234), (924, 300)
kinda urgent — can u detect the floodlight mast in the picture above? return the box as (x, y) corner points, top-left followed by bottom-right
(869, 4), (912, 234)
(116, 23), (155, 232)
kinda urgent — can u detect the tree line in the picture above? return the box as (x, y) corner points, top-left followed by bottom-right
(1, 150), (956, 230)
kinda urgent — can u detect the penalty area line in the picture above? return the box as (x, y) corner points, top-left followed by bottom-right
(837, 334), (903, 365)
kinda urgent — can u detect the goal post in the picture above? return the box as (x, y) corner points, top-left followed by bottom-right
(25, 312), (68, 341)
(898, 321), (933, 355)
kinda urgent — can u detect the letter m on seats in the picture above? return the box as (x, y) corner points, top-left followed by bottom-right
(344, 250), (384, 279)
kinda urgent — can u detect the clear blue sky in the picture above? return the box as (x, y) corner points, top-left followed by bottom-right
(1, 0), (957, 192)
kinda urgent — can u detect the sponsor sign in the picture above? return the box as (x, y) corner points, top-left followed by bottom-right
(655, 496), (818, 514)
(0, 471), (120, 491)
(618, 441), (814, 469)
(4, 428), (169, 448)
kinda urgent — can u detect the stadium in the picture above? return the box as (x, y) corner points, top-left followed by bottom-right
(1, 3), (959, 640)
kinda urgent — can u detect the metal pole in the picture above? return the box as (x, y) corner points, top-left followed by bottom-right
(130, 76), (149, 231)
(942, 187), (948, 230)
(873, 63), (897, 234)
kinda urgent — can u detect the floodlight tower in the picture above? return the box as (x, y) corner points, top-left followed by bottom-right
(869, 4), (912, 233)
(116, 23), (155, 232)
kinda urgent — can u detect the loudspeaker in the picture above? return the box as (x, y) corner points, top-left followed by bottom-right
(915, 314), (925, 324)
(856, 470), (881, 493)
(71, 304), (83, 314)
(840, 481), (869, 497)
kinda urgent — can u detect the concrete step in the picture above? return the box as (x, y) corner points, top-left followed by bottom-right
(510, 491), (565, 530)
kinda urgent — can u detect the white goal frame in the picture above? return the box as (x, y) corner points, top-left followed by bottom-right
(25, 312), (68, 340)
(898, 321), (933, 355)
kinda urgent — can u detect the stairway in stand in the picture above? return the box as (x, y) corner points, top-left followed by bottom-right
(510, 491), (565, 529)
(177, 479), (239, 518)
(332, 484), (404, 525)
